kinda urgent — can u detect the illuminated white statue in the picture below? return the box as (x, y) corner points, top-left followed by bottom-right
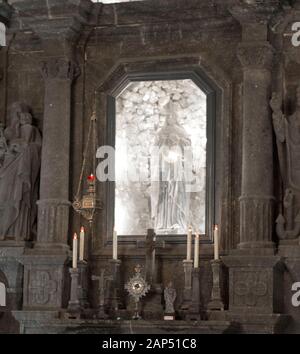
(151, 101), (192, 234)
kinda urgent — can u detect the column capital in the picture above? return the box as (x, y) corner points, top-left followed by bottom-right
(237, 42), (275, 70)
(10, 0), (93, 57)
(229, 1), (280, 25)
(41, 57), (81, 82)
(229, 1), (280, 42)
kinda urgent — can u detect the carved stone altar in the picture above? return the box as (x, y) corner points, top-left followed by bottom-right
(4, 0), (300, 334)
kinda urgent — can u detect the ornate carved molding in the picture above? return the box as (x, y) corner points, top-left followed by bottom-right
(41, 58), (81, 82)
(10, 0), (93, 41)
(233, 270), (268, 308)
(22, 257), (67, 309)
(29, 270), (58, 306)
(223, 256), (284, 314)
(237, 42), (274, 70)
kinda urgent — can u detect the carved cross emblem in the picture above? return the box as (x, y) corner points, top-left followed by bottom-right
(30, 271), (58, 305)
(234, 272), (268, 307)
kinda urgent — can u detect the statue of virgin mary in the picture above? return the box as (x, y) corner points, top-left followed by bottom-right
(151, 100), (191, 234)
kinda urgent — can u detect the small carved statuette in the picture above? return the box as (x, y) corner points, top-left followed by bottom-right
(164, 281), (176, 319)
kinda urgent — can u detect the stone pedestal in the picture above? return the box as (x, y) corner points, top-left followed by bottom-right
(223, 255), (284, 314)
(68, 268), (80, 315)
(139, 283), (164, 320)
(21, 252), (69, 310)
(181, 260), (193, 310)
(78, 261), (89, 309)
(207, 259), (224, 311)
(219, 255), (289, 333)
(109, 259), (121, 315)
(278, 239), (300, 258)
(186, 268), (201, 321)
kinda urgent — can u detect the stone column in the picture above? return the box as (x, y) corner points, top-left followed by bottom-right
(18, 55), (80, 311)
(221, 3), (290, 333)
(237, 41), (275, 252)
(36, 58), (80, 249)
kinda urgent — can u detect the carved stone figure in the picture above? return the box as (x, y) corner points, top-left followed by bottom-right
(0, 102), (42, 241)
(151, 100), (191, 234)
(270, 87), (300, 239)
(164, 281), (176, 314)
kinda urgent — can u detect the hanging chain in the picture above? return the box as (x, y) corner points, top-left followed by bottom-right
(74, 92), (97, 201)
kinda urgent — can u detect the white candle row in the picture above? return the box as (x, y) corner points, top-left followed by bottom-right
(72, 227), (85, 269)
(186, 225), (220, 268)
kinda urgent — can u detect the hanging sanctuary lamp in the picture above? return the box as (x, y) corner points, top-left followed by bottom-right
(73, 99), (102, 224)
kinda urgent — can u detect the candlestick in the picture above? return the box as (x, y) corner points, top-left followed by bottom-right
(72, 233), (78, 269)
(113, 229), (118, 260)
(214, 225), (219, 260)
(207, 259), (224, 311)
(181, 259), (193, 310)
(79, 226), (85, 261)
(186, 268), (201, 320)
(187, 226), (192, 261)
(194, 232), (200, 268)
(68, 268), (80, 315)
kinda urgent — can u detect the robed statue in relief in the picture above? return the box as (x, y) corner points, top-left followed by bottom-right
(0, 102), (42, 241)
(270, 86), (300, 239)
(151, 101), (191, 234)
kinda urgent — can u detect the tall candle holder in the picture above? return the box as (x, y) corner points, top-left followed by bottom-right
(68, 268), (81, 316)
(78, 260), (90, 309)
(207, 259), (224, 311)
(181, 259), (193, 310)
(92, 269), (111, 319)
(109, 258), (122, 316)
(186, 268), (201, 321)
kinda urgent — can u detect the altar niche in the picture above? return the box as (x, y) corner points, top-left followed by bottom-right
(108, 74), (216, 239)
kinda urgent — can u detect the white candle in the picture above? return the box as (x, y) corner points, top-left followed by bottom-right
(72, 233), (78, 269)
(214, 225), (219, 260)
(194, 232), (200, 268)
(113, 229), (118, 260)
(187, 226), (192, 261)
(79, 226), (85, 261)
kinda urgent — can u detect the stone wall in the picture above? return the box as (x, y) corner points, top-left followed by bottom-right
(2, 0), (300, 333)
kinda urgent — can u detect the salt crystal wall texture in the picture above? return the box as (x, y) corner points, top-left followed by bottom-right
(115, 79), (207, 235)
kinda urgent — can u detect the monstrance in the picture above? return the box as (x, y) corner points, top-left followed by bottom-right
(125, 264), (150, 320)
